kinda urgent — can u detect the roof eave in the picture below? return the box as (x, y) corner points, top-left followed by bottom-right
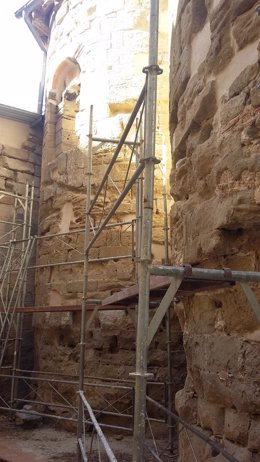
(0, 103), (43, 126)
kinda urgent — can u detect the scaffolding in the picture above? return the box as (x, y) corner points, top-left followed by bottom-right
(0, 1), (260, 461)
(0, 185), (35, 371)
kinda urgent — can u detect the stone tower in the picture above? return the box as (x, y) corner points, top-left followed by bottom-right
(32, 0), (179, 412)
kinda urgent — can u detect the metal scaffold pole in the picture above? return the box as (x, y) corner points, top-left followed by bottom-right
(132, 0), (161, 460)
(77, 105), (93, 461)
(11, 183), (35, 404)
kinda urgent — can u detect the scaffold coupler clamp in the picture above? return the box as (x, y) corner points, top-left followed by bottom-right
(183, 264), (192, 277)
(142, 64), (163, 75)
(129, 372), (154, 379)
(140, 156), (161, 164)
(222, 267), (232, 280)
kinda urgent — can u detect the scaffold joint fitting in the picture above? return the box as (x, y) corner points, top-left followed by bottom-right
(142, 64), (163, 75)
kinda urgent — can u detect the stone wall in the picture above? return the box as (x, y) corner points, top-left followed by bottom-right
(37, 0), (170, 301)
(170, 0), (260, 460)
(0, 111), (42, 306)
(0, 114), (41, 204)
(33, 0), (186, 421)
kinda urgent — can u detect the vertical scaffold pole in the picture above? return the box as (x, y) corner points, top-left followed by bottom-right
(77, 105), (93, 461)
(132, 1), (161, 460)
(135, 116), (144, 277)
(11, 183), (35, 405)
(161, 171), (173, 452)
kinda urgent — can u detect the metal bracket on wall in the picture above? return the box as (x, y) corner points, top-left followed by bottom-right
(240, 283), (260, 322)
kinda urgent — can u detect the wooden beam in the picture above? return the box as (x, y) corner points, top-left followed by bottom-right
(0, 304), (128, 314)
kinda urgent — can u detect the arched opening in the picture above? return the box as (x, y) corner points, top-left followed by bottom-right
(52, 57), (81, 104)
(55, 82), (80, 156)
(43, 57), (81, 163)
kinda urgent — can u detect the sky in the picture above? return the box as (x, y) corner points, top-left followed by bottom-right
(0, 1), (179, 114)
(169, 0), (179, 24)
(0, 1), (44, 113)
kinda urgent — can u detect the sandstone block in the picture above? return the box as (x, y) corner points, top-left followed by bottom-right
(206, 13), (234, 74)
(248, 417), (260, 451)
(56, 153), (67, 174)
(45, 312), (73, 328)
(180, 2), (192, 49)
(0, 167), (15, 180)
(231, 0), (258, 20)
(178, 423), (212, 462)
(229, 63), (259, 98)
(175, 388), (198, 424)
(170, 45), (191, 110)
(16, 171), (35, 185)
(174, 79), (216, 159)
(197, 398), (225, 434)
(232, 8), (260, 50)
(67, 280), (83, 293)
(251, 86), (260, 108)
(2, 146), (29, 161)
(223, 439), (255, 462)
(224, 408), (250, 445)
(220, 92), (247, 125)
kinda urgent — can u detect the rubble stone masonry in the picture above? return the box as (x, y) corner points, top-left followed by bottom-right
(170, 0), (260, 460)
(34, 0), (187, 419)
(0, 113), (42, 306)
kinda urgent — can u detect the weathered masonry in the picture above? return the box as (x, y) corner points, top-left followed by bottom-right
(170, 1), (260, 460)
(0, 1), (259, 461)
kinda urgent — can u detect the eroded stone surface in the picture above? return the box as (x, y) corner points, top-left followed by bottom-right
(170, 1), (260, 460)
(34, 0), (185, 421)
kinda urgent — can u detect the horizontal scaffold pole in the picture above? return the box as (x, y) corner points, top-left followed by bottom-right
(149, 265), (260, 283)
(86, 163), (145, 252)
